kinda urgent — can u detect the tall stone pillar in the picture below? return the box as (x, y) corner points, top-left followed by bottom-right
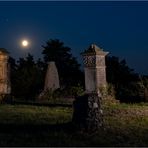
(72, 44), (109, 131)
(0, 48), (11, 100)
(82, 44), (109, 94)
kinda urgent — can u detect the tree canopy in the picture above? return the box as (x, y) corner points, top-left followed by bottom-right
(106, 56), (146, 102)
(42, 39), (84, 88)
(9, 54), (44, 99)
(8, 39), (148, 102)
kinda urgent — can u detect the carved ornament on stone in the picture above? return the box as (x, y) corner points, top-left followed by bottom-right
(83, 56), (96, 67)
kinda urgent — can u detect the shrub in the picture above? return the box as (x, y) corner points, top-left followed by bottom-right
(38, 84), (84, 104)
(99, 84), (119, 105)
(67, 84), (84, 97)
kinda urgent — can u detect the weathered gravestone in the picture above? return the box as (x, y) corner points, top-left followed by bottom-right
(38, 61), (60, 99)
(39, 61), (60, 99)
(0, 48), (11, 102)
(44, 61), (60, 92)
(72, 44), (109, 131)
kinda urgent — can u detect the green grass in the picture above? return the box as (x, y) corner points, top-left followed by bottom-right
(102, 103), (148, 146)
(0, 103), (148, 146)
(0, 104), (72, 124)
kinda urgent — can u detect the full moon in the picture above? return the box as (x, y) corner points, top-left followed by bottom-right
(22, 40), (29, 47)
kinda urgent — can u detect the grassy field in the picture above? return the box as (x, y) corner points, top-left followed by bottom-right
(0, 103), (148, 146)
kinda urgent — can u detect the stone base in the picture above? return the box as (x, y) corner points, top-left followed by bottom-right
(72, 93), (103, 131)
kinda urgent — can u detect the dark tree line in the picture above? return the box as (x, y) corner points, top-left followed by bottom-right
(9, 39), (83, 100)
(42, 39), (84, 88)
(106, 56), (148, 103)
(9, 39), (148, 102)
(9, 54), (45, 99)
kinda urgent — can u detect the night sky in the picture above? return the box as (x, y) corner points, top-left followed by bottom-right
(0, 1), (148, 75)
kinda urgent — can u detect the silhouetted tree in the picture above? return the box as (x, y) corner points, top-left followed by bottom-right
(106, 56), (138, 84)
(106, 56), (144, 102)
(42, 39), (84, 88)
(9, 57), (17, 97)
(10, 54), (44, 99)
(9, 42), (147, 102)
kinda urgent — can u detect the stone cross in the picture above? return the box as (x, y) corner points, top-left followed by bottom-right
(0, 48), (11, 98)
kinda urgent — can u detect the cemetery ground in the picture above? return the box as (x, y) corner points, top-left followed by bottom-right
(0, 102), (148, 146)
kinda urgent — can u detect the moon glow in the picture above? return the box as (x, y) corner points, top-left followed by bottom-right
(22, 40), (29, 47)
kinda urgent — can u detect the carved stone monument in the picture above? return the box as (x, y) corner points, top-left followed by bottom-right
(0, 48), (11, 99)
(72, 44), (109, 131)
(38, 61), (60, 100)
(44, 61), (60, 91)
(82, 44), (109, 94)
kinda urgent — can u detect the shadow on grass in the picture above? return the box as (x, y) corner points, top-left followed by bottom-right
(11, 100), (73, 107)
(0, 122), (79, 147)
(0, 122), (148, 146)
(0, 122), (74, 133)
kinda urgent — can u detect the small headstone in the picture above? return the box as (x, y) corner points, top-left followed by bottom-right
(72, 93), (103, 131)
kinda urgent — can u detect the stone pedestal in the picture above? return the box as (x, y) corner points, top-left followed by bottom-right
(72, 93), (103, 131)
(87, 93), (103, 129)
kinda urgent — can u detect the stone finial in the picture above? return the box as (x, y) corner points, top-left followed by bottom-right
(82, 44), (109, 56)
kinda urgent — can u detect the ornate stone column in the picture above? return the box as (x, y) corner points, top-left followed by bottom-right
(72, 44), (109, 131)
(82, 44), (109, 94)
